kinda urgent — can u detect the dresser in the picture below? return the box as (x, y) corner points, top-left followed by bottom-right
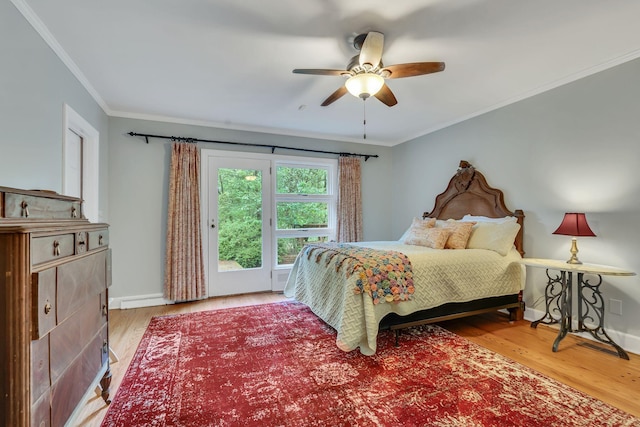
(0, 187), (111, 427)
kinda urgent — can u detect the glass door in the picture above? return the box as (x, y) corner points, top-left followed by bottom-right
(207, 156), (271, 296)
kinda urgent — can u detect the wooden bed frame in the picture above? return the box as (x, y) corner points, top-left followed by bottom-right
(379, 160), (526, 336)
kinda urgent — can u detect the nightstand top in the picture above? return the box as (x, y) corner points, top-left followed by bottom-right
(518, 258), (636, 276)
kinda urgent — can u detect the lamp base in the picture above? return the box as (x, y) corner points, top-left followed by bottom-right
(566, 237), (582, 264)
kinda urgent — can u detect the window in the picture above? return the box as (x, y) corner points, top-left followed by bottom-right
(274, 162), (336, 266)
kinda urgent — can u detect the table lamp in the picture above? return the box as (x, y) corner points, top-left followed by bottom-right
(552, 212), (596, 264)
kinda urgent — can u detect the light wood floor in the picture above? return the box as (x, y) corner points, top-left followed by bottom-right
(74, 293), (640, 426)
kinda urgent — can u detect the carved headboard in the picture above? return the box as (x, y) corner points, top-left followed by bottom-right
(423, 160), (525, 256)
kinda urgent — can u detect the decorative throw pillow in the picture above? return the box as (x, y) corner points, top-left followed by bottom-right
(404, 227), (451, 249)
(442, 220), (476, 249)
(466, 221), (521, 256)
(400, 217), (436, 241)
(414, 216), (437, 228)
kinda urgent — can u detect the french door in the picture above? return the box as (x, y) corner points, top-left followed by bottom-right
(206, 156), (272, 296)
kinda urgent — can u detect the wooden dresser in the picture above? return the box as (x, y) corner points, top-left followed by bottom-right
(0, 187), (111, 427)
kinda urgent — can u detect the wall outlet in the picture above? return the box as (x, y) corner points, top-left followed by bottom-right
(609, 298), (623, 316)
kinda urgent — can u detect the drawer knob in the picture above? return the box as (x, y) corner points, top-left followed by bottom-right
(44, 302), (51, 315)
(21, 201), (29, 218)
(71, 206), (78, 218)
(77, 233), (86, 251)
(52, 240), (61, 256)
(99, 234), (104, 246)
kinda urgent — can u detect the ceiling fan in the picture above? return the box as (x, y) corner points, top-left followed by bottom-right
(292, 31), (445, 107)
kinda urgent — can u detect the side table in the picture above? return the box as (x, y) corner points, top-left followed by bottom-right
(519, 258), (635, 359)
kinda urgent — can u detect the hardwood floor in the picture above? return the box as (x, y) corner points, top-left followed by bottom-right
(74, 293), (640, 426)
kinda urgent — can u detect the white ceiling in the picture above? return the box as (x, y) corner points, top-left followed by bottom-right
(14, 0), (640, 146)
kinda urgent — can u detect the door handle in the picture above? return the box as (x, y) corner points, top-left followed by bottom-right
(211, 220), (216, 229)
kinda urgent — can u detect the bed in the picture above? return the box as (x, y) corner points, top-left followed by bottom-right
(284, 160), (526, 355)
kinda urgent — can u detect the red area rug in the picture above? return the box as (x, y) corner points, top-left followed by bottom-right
(101, 302), (639, 427)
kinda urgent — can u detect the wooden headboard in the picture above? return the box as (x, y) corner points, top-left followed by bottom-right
(423, 160), (525, 256)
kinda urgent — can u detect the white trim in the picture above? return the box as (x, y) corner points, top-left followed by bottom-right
(524, 307), (640, 357)
(63, 104), (101, 222)
(109, 293), (173, 310)
(110, 110), (393, 147)
(201, 149), (338, 294)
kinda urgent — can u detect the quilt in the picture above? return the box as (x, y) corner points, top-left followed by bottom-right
(284, 242), (525, 355)
(302, 243), (415, 304)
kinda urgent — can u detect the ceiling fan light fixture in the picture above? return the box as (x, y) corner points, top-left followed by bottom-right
(345, 73), (384, 100)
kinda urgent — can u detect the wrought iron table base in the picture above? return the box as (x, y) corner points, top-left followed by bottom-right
(531, 269), (629, 360)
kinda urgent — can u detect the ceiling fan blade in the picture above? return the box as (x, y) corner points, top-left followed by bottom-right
(374, 83), (398, 107)
(359, 32), (384, 69)
(321, 86), (348, 106)
(292, 69), (349, 76)
(383, 62), (445, 79)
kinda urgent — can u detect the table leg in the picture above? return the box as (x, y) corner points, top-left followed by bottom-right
(531, 269), (564, 328)
(552, 271), (572, 352)
(577, 273), (629, 360)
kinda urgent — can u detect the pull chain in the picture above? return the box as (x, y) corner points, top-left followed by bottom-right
(362, 99), (367, 140)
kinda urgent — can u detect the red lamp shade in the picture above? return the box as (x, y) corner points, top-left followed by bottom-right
(553, 213), (596, 237)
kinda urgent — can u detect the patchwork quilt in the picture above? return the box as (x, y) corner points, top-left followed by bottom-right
(302, 243), (415, 305)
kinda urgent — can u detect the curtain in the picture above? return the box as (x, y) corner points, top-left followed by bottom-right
(164, 142), (206, 301)
(336, 156), (363, 242)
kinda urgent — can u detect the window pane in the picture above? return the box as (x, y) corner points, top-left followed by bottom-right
(217, 168), (262, 270)
(276, 166), (328, 194)
(277, 236), (329, 265)
(277, 202), (328, 230)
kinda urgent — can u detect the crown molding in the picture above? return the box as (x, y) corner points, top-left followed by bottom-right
(11, 0), (111, 115)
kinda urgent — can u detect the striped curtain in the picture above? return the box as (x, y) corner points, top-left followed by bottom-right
(336, 156), (363, 242)
(164, 142), (206, 301)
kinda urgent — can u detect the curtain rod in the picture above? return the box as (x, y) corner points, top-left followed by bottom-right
(127, 132), (379, 161)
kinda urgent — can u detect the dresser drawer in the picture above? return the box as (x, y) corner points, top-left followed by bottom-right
(51, 325), (107, 427)
(31, 234), (75, 266)
(88, 228), (109, 250)
(50, 293), (105, 383)
(31, 335), (51, 403)
(31, 269), (57, 339)
(56, 251), (107, 322)
(4, 192), (81, 220)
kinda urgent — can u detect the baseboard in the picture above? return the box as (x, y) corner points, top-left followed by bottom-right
(524, 307), (640, 356)
(109, 293), (173, 310)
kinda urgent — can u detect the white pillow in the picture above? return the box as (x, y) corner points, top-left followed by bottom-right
(466, 221), (521, 256)
(462, 214), (517, 223)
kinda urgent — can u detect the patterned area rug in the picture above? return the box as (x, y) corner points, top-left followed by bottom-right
(101, 302), (639, 427)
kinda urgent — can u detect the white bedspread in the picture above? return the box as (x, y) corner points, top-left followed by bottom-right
(284, 242), (525, 355)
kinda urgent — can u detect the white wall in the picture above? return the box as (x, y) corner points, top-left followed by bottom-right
(392, 57), (640, 351)
(0, 1), (109, 216)
(107, 117), (393, 304)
